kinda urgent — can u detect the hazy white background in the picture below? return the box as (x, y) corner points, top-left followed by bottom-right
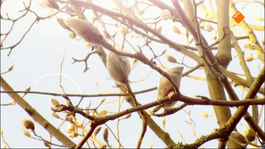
(1, 0), (264, 148)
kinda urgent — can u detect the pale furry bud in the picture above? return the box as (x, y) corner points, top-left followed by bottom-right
(68, 132), (78, 138)
(7, 65), (14, 72)
(94, 126), (102, 137)
(39, 0), (59, 10)
(204, 23), (213, 31)
(161, 9), (171, 20)
(245, 55), (254, 62)
(64, 18), (103, 44)
(157, 66), (184, 108)
(117, 26), (128, 35)
(23, 129), (31, 137)
(162, 118), (166, 130)
(57, 17), (71, 31)
(172, 25), (181, 34)
(69, 32), (76, 39)
(99, 109), (108, 115)
(106, 51), (131, 84)
(52, 112), (60, 119)
(244, 43), (256, 50)
(50, 98), (60, 107)
(164, 55), (177, 63)
(64, 5), (75, 14)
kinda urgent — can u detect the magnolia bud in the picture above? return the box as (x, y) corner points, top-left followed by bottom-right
(161, 9), (171, 20)
(57, 17), (71, 31)
(22, 118), (35, 131)
(64, 18), (103, 44)
(164, 55), (177, 63)
(103, 128), (109, 143)
(157, 66), (184, 108)
(106, 51), (131, 84)
(39, 0), (59, 10)
(94, 126), (102, 137)
(229, 131), (248, 147)
(50, 98), (60, 107)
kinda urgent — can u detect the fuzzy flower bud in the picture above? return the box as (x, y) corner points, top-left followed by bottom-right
(64, 18), (103, 44)
(39, 0), (59, 10)
(106, 51), (131, 84)
(161, 9), (171, 20)
(157, 66), (184, 108)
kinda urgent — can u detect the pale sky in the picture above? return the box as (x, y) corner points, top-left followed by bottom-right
(1, 0), (264, 148)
